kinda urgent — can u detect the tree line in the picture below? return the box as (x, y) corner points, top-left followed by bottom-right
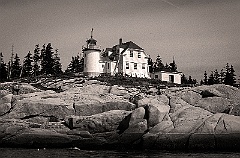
(200, 63), (236, 86)
(0, 43), (85, 83)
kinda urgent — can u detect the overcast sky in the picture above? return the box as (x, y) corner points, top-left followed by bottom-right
(1, 0), (240, 82)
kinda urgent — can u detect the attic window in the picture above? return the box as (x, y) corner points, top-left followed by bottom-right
(130, 50), (133, 57)
(138, 52), (141, 58)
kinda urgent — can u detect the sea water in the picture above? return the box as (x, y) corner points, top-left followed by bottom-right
(0, 148), (240, 158)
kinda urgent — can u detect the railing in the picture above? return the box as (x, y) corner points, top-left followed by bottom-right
(82, 45), (101, 50)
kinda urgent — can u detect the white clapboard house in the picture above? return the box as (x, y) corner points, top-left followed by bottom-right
(82, 30), (181, 84)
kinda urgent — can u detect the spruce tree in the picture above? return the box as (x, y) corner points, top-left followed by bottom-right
(41, 43), (54, 75)
(188, 76), (193, 84)
(0, 52), (8, 82)
(10, 53), (21, 79)
(220, 69), (225, 84)
(52, 49), (62, 76)
(66, 55), (84, 73)
(208, 71), (214, 85)
(169, 58), (177, 72)
(154, 55), (165, 72)
(213, 69), (220, 84)
(229, 65), (236, 86)
(22, 51), (33, 78)
(224, 63), (231, 85)
(181, 74), (188, 84)
(204, 71), (208, 85)
(33, 44), (41, 77)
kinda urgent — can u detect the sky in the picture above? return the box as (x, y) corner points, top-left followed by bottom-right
(1, 0), (240, 82)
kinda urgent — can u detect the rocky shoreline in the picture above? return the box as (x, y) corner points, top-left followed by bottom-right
(0, 78), (240, 151)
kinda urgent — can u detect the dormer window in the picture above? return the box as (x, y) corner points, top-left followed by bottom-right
(130, 50), (133, 57)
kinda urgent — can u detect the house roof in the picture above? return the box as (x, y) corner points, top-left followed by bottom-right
(120, 41), (143, 50)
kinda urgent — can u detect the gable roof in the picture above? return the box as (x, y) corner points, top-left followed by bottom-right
(120, 41), (143, 50)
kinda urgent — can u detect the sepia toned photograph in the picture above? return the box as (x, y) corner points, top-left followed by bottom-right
(0, 0), (240, 157)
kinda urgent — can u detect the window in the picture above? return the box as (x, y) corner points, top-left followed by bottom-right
(134, 63), (137, 69)
(126, 62), (129, 69)
(138, 52), (141, 58)
(107, 63), (110, 69)
(169, 75), (174, 83)
(130, 50), (133, 57)
(155, 75), (158, 79)
(102, 64), (104, 68)
(142, 63), (146, 69)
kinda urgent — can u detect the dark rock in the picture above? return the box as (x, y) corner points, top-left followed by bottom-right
(67, 110), (131, 133)
(117, 107), (145, 134)
(188, 133), (215, 150)
(66, 130), (93, 138)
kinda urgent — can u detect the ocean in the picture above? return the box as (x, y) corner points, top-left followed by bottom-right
(0, 148), (239, 158)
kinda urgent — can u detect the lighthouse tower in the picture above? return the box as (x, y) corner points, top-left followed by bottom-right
(82, 28), (101, 77)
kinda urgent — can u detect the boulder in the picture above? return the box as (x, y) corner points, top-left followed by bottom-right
(118, 119), (148, 145)
(145, 105), (167, 127)
(170, 106), (212, 133)
(67, 110), (131, 133)
(148, 120), (174, 134)
(1, 128), (74, 148)
(195, 97), (232, 114)
(196, 113), (224, 133)
(180, 90), (202, 105)
(117, 107), (145, 134)
(169, 96), (191, 113)
(138, 95), (170, 127)
(214, 114), (240, 134)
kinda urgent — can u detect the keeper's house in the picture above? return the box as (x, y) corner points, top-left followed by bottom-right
(82, 30), (181, 84)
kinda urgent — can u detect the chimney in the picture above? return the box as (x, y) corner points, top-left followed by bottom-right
(119, 38), (122, 45)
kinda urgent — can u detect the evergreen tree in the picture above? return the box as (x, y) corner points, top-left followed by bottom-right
(220, 69), (225, 84)
(66, 55), (84, 73)
(153, 55), (165, 72)
(204, 71), (208, 85)
(188, 76), (193, 84)
(224, 63), (231, 85)
(22, 51), (33, 78)
(41, 43), (54, 75)
(165, 63), (170, 71)
(181, 74), (188, 84)
(33, 44), (41, 77)
(169, 58), (177, 72)
(0, 52), (8, 82)
(52, 49), (62, 76)
(208, 71), (214, 85)
(229, 65), (236, 86)
(10, 53), (21, 79)
(213, 69), (220, 84)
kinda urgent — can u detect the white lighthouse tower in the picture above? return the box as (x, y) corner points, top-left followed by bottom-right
(82, 28), (101, 77)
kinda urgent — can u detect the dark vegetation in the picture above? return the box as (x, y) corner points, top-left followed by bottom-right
(1, 44), (238, 88)
(200, 63), (237, 87)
